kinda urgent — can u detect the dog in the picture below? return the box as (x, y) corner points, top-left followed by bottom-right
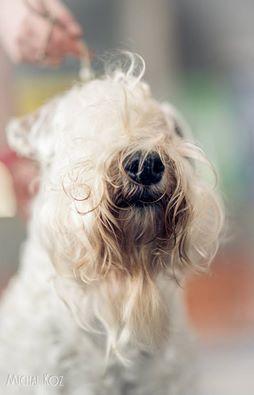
(0, 54), (223, 394)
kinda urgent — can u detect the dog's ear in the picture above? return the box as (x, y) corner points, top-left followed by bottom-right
(161, 102), (192, 139)
(7, 98), (59, 162)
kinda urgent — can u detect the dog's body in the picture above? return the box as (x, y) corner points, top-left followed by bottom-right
(0, 55), (223, 394)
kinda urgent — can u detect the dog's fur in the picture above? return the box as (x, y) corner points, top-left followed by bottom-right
(0, 55), (223, 394)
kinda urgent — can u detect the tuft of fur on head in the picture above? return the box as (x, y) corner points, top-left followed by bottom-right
(7, 52), (224, 357)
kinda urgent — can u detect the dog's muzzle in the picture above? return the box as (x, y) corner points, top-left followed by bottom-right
(124, 151), (165, 186)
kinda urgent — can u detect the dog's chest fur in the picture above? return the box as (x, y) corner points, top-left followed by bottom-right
(0, 220), (194, 395)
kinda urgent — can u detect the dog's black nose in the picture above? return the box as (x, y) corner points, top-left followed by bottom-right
(124, 151), (165, 185)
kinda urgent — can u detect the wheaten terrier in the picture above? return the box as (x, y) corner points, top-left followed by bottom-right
(0, 54), (223, 394)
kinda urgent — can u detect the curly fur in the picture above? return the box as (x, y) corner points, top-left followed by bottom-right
(0, 53), (223, 394)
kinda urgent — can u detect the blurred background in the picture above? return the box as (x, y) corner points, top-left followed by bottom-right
(0, 0), (254, 394)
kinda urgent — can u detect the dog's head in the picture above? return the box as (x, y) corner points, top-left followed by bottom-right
(8, 56), (223, 352)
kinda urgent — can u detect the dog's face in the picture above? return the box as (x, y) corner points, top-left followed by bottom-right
(8, 69), (223, 350)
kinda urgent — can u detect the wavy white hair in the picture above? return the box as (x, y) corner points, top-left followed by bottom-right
(8, 53), (224, 358)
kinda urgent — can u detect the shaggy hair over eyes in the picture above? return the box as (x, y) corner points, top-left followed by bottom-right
(8, 53), (224, 357)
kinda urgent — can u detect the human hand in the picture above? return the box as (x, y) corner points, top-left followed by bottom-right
(0, 0), (83, 65)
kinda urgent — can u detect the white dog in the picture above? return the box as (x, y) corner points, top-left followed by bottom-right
(0, 54), (223, 395)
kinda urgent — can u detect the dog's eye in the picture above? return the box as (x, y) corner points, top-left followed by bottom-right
(174, 122), (183, 138)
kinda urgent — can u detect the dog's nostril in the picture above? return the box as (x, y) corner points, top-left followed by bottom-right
(124, 152), (165, 185)
(153, 156), (165, 174)
(128, 158), (139, 175)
